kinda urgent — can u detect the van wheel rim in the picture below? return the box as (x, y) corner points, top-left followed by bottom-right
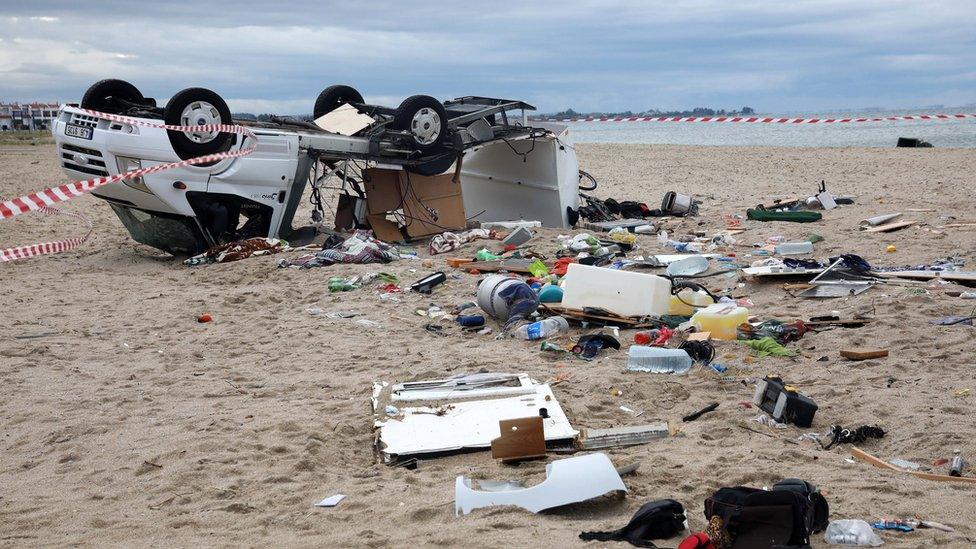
(410, 108), (441, 145)
(180, 101), (221, 143)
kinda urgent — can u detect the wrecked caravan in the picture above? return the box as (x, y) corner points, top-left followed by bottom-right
(51, 79), (581, 255)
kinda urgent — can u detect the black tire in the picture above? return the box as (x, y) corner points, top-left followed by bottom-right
(81, 79), (145, 113)
(164, 87), (233, 161)
(313, 85), (364, 119)
(393, 95), (448, 154)
(407, 132), (462, 176)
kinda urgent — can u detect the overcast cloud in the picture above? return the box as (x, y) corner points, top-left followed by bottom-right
(1, 1), (974, 114)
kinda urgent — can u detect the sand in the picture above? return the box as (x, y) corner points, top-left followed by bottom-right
(2, 142), (975, 547)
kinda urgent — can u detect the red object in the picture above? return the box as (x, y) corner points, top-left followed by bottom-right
(504, 244), (517, 252)
(379, 283), (401, 293)
(634, 331), (652, 345)
(552, 257), (577, 277)
(469, 269), (480, 275)
(678, 532), (715, 549)
(652, 327), (674, 346)
(933, 458), (950, 466)
(197, 313), (213, 323)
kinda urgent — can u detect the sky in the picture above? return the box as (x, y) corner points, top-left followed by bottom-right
(1, 1), (975, 115)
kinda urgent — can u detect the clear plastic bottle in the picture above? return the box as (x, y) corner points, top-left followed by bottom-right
(626, 346), (693, 374)
(513, 316), (569, 340)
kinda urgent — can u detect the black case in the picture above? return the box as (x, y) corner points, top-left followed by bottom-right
(753, 376), (818, 427)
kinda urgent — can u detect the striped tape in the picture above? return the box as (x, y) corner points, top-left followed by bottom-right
(1, 109), (257, 261)
(0, 206), (93, 262)
(536, 113), (976, 123)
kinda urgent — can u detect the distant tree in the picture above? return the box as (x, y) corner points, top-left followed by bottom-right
(740, 107), (755, 115)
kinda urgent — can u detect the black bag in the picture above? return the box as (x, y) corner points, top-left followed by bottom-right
(580, 498), (686, 547)
(704, 480), (827, 548)
(770, 479), (829, 535)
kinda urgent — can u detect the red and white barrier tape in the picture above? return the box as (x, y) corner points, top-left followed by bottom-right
(0, 205), (93, 262)
(536, 113), (976, 123)
(0, 109), (256, 262)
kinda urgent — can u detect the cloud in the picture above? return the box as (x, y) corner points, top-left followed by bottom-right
(1, 1), (974, 112)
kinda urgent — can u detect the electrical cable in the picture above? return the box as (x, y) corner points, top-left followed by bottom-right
(679, 340), (715, 364)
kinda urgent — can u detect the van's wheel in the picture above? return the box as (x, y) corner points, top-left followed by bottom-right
(393, 95), (448, 155)
(81, 79), (145, 113)
(313, 85), (364, 120)
(164, 87), (233, 162)
(407, 132), (462, 176)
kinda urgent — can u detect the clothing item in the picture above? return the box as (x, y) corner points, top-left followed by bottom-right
(428, 229), (497, 255)
(278, 231), (399, 268)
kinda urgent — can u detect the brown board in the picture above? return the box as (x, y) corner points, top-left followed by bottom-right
(491, 417), (546, 461)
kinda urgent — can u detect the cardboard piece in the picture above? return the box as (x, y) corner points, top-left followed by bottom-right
(314, 103), (374, 136)
(687, 332), (712, 342)
(364, 168), (467, 241)
(491, 417), (546, 461)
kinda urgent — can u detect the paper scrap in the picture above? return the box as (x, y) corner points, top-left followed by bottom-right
(314, 494), (346, 507)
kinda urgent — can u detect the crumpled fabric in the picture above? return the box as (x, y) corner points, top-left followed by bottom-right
(497, 281), (540, 332)
(278, 230), (398, 268)
(428, 229), (497, 255)
(185, 237), (287, 266)
(737, 336), (794, 357)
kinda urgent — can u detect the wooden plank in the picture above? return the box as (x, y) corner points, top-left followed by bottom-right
(490, 417), (546, 461)
(864, 220), (916, 233)
(541, 304), (653, 327)
(851, 447), (976, 484)
(840, 348), (889, 360)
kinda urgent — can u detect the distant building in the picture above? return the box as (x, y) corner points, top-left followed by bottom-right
(0, 102), (62, 131)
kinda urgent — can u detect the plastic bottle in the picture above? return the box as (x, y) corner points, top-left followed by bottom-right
(774, 241), (814, 255)
(960, 291), (976, 299)
(691, 303), (750, 340)
(668, 289), (715, 316)
(823, 519), (883, 546)
(626, 346), (693, 374)
(513, 316), (569, 340)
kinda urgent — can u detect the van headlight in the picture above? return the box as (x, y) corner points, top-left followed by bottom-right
(116, 156), (152, 193)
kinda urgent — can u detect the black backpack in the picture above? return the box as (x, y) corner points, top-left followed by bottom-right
(580, 498), (686, 547)
(704, 480), (828, 548)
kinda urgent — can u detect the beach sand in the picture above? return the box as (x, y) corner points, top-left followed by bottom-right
(2, 143), (975, 547)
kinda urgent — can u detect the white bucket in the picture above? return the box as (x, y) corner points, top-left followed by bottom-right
(477, 275), (528, 321)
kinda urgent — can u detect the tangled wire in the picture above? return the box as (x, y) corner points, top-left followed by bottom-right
(822, 425), (886, 450)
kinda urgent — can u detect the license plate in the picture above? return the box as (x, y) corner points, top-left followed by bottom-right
(65, 124), (93, 140)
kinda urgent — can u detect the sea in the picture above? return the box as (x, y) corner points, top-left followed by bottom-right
(563, 109), (976, 148)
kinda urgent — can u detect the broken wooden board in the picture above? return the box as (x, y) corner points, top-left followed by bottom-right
(863, 220), (916, 233)
(687, 332), (712, 342)
(874, 270), (976, 283)
(491, 417), (546, 461)
(446, 258), (475, 268)
(541, 304), (656, 328)
(465, 259), (550, 273)
(578, 423), (670, 450)
(851, 447), (976, 484)
(840, 349), (889, 360)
